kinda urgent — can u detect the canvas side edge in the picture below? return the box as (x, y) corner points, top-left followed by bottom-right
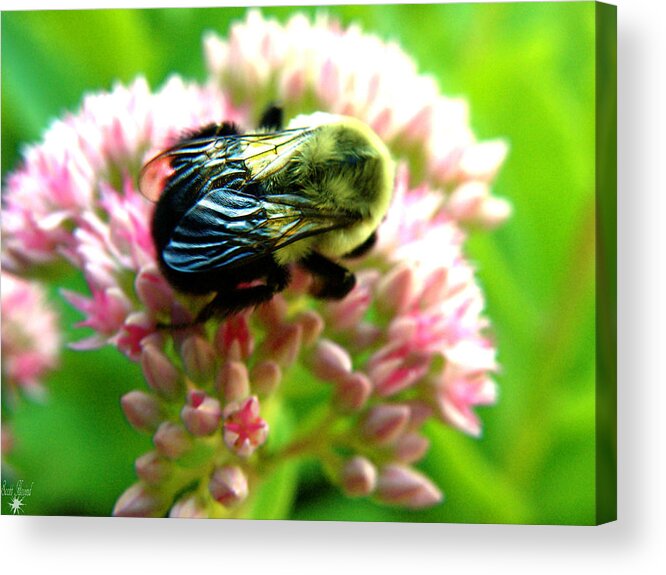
(594, 0), (617, 526)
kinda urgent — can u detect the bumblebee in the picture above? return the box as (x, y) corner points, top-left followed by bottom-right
(139, 106), (394, 323)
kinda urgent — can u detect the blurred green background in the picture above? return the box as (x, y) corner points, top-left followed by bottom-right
(1, 2), (610, 524)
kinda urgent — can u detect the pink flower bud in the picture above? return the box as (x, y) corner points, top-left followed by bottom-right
(369, 356), (429, 397)
(447, 181), (487, 221)
(260, 323), (302, 367)
(169, 494), (208, 518)
(334, 372), (372, 412)
(223, 396), (269, 457)
(476, 196), (512, 228)
(418, 268), (448, 309)
(141, 331), (166, 350)
(370, 107), (393, 137)
(250, 360), (282, 396)
(405, 401), (434, 431)
(255, 294), (288, 327)
(376, 465), (443, 509)
(113, 483), (165, 517)
(317, 58), (341, 105)
(181, 391), (222, 436)
(135, 451), (172, 485)
(349, 322), (382, 349)
(341, 456), (377, 497)
(309, 339), (352, 383)
(135, 265), (174, 315)
(280, 68), (306, 104)
(296, 310), (324, 347)
(121, 390), (162, 433)
(457, 139), (508, 181)
(209, 465), (249, 508)
(393, 433), (430, 464)
(325, 284), (372, 331)
(180, 335), (216, 382)
(115, 312), (155, 362)
(402, 104), (433, 143)
(362, 404), (411, 446)
(153, 421), (193, 460)
(214, 313), (254, 361)
(141, 344), (182, 400)
(216, 360), (250, 403)
(386, 316), (418, 343)
(203, 33), (226, 76)
(375, 264), (416, 315)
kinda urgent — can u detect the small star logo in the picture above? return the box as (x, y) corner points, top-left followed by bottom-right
(9, 495), (25, 515)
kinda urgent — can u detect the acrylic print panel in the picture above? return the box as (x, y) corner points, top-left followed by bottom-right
(1, 2), (616, 525)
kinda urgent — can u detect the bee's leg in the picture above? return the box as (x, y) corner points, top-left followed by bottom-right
(299, 252), (356, 300)
(194, 264), (291, 322)
(342, 231), (377, 260)
(259, 104), (283, 130)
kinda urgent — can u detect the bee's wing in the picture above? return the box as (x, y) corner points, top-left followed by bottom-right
(162, 188), (358, 273)
(139, 128), (311, 202)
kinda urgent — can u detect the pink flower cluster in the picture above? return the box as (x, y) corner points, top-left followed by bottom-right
(1, 272), (61, 401)
(2, 77), (242, 275)
(1, 11), (507, 517)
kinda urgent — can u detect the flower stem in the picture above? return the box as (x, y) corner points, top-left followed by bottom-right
(263, 405), (340, 468)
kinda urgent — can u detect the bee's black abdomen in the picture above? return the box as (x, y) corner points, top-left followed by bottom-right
(179, 122), (239, 143)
